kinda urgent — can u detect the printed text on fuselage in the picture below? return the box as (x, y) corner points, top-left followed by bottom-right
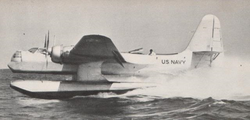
(161, 60), (186, 64)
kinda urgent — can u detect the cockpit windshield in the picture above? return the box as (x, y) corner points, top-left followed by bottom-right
(28, 48), (47, 54)
(28, 48), (38, 53)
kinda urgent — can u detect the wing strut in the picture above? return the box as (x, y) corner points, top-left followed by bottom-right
(194, 53), (205, 68)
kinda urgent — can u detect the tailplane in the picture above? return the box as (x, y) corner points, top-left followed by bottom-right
(187, 14), (223, 68)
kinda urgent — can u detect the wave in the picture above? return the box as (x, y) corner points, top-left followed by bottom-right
(16, 97), (60, 106)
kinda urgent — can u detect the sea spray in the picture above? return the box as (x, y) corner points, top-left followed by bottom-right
(124, 55), (250, 100)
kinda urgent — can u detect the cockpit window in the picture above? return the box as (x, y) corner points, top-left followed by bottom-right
(38, 48), (47, 54)
(28, 48), (47, 54)
(28, 48), (38, 53)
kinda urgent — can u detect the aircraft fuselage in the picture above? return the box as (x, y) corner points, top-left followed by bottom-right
(8, 49), (192, 80)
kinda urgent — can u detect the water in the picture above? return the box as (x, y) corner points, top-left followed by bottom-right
(1, 56), (250, 119)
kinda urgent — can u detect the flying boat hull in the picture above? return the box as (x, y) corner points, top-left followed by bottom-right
(8, 15), (224, 99)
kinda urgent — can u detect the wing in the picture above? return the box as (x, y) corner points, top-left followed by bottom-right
(60, 35), (127, 82)
(71, 35), (118, 58)
(61, 35), (125, 65)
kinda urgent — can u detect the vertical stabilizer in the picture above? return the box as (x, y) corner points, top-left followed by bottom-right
(187, 15), (223, 68)
(188, 14), (223, 52)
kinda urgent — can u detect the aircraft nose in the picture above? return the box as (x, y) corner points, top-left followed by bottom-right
(11, 50), (22, 62)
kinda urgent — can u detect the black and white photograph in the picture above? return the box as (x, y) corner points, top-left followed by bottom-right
(1, 0), (250, 119)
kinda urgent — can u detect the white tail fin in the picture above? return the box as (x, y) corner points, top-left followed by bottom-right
(188, 14), (223, 52)
(187, 14), (223, 68)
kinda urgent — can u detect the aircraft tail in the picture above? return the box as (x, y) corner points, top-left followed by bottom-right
(187, 14), (223, 68)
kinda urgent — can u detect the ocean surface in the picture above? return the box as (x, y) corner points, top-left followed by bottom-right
(1, 56), (250, 119)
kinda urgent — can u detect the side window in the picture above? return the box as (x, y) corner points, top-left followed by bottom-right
(28, 48), (38, 53)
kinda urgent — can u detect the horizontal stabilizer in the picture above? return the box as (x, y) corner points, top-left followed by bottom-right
(191, 51), (220, 68)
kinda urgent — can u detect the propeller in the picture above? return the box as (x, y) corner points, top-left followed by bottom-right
(47, 31), (50, 50)
(44, 35), (47, 49)
(44, 30), (50, 68)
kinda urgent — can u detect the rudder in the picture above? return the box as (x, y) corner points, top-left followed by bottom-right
(187, 14), (223, 68)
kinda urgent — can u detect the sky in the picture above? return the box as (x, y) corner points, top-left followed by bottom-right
(0, 0), (250, 68)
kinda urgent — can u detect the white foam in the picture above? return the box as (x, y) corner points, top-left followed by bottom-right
(16, 97), (59, 106)
(124, 55), (250, 100)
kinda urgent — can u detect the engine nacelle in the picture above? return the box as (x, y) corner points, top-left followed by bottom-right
(51, 45), (63, 63)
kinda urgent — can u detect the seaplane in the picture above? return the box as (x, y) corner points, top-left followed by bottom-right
(8, 14), (223, 99)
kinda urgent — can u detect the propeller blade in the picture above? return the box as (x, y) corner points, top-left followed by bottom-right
(45, 31), (49, 69)
(44, 34), (47, 48)
(46, 54), (48, 68)
(47, 30), (50, 50)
